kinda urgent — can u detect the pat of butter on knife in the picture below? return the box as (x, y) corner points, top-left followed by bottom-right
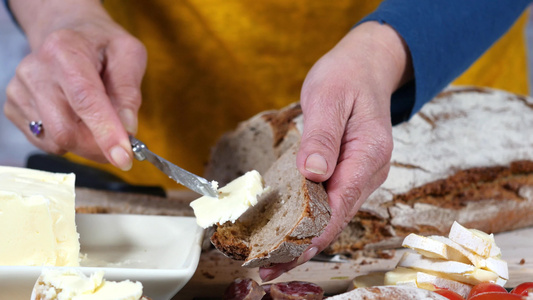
(190, 170), (267, 228)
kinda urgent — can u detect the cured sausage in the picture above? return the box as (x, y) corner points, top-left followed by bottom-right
(223, 278), (266, 300)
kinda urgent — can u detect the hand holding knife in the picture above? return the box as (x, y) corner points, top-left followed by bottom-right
(129, 136), (218, 198)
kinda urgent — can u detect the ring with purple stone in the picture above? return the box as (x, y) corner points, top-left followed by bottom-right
(29, 121), (43, 137)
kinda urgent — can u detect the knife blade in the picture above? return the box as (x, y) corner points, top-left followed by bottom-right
(129, 136), (218, 198)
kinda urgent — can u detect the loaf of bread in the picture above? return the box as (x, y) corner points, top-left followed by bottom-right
(210, 142), (331, 268)
(205, 86), (533, 258)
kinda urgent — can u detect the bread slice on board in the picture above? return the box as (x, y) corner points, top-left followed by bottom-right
(206, 86), (533, 259)
(210, 143), (331, 268)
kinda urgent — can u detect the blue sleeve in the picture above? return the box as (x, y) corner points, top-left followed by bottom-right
(2, 0), (20, 28)
(359, 0), (532, 124)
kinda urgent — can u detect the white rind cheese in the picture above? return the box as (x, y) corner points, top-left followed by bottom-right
(190, 170), (267, 228)
(0, 166), (80, 266)
(31, 269), (143, 300)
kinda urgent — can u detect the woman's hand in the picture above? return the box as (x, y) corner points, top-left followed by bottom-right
(259, 21), (413, 281)
(4, 0), (146, 170)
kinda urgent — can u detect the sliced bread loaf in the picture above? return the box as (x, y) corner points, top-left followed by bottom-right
(206, 86), (533, 259)
(210, 142), (331, 268)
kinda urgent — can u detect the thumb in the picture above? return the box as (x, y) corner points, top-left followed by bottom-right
(103, 36), (147, 135)
(297, 93), (351, 183)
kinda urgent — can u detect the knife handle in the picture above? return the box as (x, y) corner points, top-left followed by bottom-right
(129, 136), (147, 161)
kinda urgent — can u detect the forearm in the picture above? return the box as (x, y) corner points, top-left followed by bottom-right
(347, 21), (413, 96)
(8, 0), (110, 48)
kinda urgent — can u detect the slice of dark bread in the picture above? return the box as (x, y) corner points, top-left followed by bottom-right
(210, 143), (331, 268)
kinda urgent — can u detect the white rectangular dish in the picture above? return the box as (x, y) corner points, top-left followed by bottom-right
(0, 214), (204, 300)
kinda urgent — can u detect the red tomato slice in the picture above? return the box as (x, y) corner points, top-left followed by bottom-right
(511, 282), (533, 296)
(434, 289), (465, 300)
(469, 292), (524, 300)
(468, 282), (507, 299)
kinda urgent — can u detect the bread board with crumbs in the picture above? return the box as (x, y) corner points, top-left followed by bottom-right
(73, 188), (533, 299)
(178, 226), (533, 299)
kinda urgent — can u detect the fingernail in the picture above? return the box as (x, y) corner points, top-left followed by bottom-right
(296, 247), (318, 266)
(110, 145), (132, 171)
(119, 109), (137, 134)
(262, 269), (284, 282)
(305, 153), (327, 175)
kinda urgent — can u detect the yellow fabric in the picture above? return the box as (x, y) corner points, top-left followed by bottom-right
(67, 1), (529, 190)
(453, 11), (529, 95)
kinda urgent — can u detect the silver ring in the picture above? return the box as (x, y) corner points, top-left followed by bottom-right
(29, 121), (43, 136)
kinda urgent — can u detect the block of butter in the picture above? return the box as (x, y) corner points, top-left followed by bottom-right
(31, 268), (144, 300)
(0, 166), (80, 266)
(190, 170), (267, 228)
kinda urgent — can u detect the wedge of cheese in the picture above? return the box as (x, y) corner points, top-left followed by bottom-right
(0, 166), (79, 266)
(190, 170), (267, 228)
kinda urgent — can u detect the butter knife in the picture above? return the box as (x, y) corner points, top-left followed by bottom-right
(129, 136), (218, 198)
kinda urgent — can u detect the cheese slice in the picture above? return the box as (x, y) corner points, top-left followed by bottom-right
(0, 166), (79, 266)
(402, 233), (469, 263)
(449, 222), (493, 258)
(416, 272), (473, 298)
(350, 272), (386, 289)
(484, 257), (509, 280)
(384, 267), (418, 286)
(31, 269), (143, 300)
(190, 170), (267, 228)
(398, 252), (475, 275)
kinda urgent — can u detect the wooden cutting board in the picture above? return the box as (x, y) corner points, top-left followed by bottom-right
(177, 226), (533, 299)
(74, 188), (533, 299)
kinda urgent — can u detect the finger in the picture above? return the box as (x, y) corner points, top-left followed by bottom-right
(297, 69), (353, 183)
(103, 36), (147, 135)
(37, 31), (133, 170)
(259, 246), (318, 282)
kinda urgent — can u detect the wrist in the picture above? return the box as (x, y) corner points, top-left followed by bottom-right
(335, 21), (413, 95)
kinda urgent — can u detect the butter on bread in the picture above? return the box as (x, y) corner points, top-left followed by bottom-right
(0, 166), (80, 266)
(190, 170), (266, 228)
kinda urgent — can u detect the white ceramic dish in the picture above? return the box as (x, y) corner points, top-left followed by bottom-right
(0, 214), (203, 300)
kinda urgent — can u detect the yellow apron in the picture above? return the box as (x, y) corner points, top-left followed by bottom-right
(68, 1), (528, 190)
